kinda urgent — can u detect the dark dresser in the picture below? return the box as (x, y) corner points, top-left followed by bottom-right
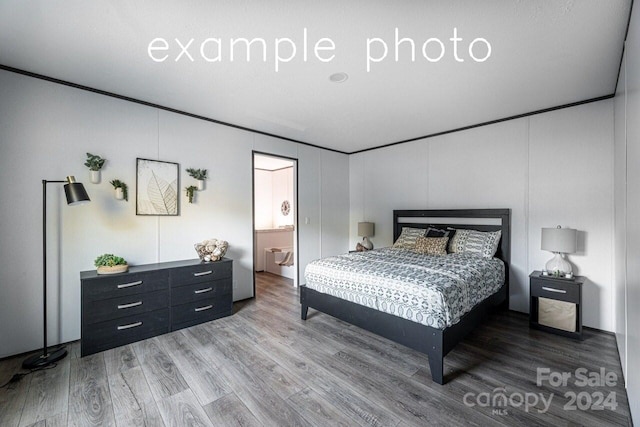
(81, 258), (233, 356)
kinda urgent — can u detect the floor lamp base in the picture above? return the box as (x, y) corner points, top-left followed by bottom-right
(22, 347), (67, 369)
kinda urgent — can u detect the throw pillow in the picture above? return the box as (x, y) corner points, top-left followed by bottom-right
(413, 236), (448, 255)
(449, 229), (502, 258)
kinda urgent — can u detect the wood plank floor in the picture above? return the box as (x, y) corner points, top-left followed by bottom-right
(0, 272), (632, 426)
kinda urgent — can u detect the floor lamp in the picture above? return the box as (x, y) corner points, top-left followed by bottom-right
(22, 176), (90, 369)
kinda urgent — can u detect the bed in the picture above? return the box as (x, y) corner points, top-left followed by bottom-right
(300, 209), (510, 384)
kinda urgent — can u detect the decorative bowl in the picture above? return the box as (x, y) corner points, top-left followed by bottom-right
(97, 264), (129, 275)
(194, 238), (228, 262)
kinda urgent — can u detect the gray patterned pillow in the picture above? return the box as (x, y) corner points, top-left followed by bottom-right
(392, 227), (426, 249)
(449, 229), (502, 258)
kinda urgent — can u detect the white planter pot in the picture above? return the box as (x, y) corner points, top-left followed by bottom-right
(115, 187), (124, 200)
(197, 179), (205, 191)
(90, 170), (101, 184)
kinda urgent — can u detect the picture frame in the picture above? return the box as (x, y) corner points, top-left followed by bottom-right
(136, 158), (180, 216)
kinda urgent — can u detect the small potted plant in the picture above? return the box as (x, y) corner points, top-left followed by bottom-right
(186, 168), (208, 190)
(185, 185), (197, 203)
(110, 179), (128, 201)
(94, 253), (128, 275)
(84, 153), (106, 184)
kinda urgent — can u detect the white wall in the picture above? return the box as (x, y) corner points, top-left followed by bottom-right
(272, 167), (294, 228)
(254, 165), (294, 230)
(0, 69), (349, 358)
(614, 46), (627, 377)
(350, 100), (615, 329)
(254, 169), (273, 229)
(614, 2), (640, 422)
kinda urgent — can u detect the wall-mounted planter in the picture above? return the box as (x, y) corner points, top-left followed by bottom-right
(110, 179), (128, 201)
(85, 153), (105, 184)
(187, 168), (208, 192)
(90, 170), (101, 184)
(186, 185), (197, 203)
(115, 187), (124, 200)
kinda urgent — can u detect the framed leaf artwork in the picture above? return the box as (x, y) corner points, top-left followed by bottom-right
(136, 158), (179, 216)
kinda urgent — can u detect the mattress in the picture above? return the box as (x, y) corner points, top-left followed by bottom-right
(304, 247), (505, 329)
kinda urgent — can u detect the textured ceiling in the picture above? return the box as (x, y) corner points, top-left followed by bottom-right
(0, 0), (631, 153)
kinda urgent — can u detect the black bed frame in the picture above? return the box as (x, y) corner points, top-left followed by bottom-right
(300, 209), (510, 384)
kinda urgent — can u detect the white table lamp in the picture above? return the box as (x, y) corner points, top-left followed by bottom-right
(541, 226), (577, 276)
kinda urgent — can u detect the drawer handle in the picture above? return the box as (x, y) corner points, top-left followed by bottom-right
(117, 301), (143, 310)
(195, 305), (213, 312)
(117, 321), (143, 330)
(194, 287), (213, 294)
(193, 271), (213, 277)
(117, 280), (143, 289)
(542, 286), (567, 294)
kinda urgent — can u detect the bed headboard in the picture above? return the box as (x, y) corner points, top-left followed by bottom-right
(393, 209), (511, 303)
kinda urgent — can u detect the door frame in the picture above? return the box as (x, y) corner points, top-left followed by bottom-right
(251, 150), (299, 298)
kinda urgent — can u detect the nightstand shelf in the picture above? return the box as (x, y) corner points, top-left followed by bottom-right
(529, 271), (584, 340)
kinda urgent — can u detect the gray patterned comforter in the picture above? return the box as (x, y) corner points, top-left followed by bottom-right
(304, 248), (505, 329)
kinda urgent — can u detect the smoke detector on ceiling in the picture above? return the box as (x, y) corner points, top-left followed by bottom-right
(329, 72), (349, 83)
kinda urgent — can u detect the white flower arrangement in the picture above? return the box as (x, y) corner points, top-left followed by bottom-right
(194, 238), (228, 262)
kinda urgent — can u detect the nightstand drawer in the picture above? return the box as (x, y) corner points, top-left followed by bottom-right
(82, 271), (169, 300)
(530, 278), (579, 303)
(83, 289), (170, 325)
(171, 296), (232, 326)
(172, 279), (232, 306)
(171, 261), (232, 287)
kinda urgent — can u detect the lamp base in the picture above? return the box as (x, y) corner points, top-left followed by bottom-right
(545, 253), (572, 276)
(362, 237), (373, 250)
(22, 346), (67, 369)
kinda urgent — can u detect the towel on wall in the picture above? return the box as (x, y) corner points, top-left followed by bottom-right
(276, 251), (294, 267)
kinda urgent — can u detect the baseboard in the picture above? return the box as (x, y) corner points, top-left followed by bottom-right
(504, 309), (616, 336)
(0, 340), (80, 363)
(583, 325), (616, 336)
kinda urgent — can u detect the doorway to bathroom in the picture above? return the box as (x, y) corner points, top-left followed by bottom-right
(252, 152), (298, 297)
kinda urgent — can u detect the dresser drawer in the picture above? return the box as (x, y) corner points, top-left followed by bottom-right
(83, 289), (170, 325)
(81, 308), (169, 356)
(171, 261), (232, 287)
(531, 278), (579, 303)
(170, 295), (232, 327)
(82, 271), (169, 301)
(172, 279), (232, 306)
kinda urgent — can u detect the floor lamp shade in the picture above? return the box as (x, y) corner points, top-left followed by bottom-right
(358, 222), (375, 250)
(541, 226), (577, 275)
(22, 176), (90, 369)
(64, 176), (91, 205)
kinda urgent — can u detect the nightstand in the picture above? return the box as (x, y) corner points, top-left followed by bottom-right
(529, 271), (584, 340)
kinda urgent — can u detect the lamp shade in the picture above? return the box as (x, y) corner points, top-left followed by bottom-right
(541, 226), (576, 254)
(358, 222), (375, 237)
(63, 176), (90, 205)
